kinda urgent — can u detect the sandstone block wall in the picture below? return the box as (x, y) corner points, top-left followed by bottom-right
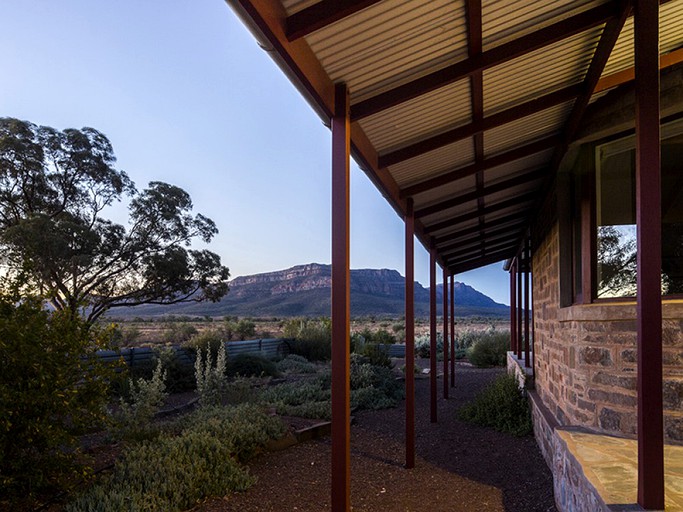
(533, 223), (683, 443)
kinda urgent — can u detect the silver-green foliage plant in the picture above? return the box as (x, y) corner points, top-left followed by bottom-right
(275, 354), (317, 374)
(195, 341), (227, 406)
(68, 404), (285, 512)
(115, 360), (168, 440)
(466, 329), (510, 367)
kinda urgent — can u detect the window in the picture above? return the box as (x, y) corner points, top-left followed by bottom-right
(591, 118), (683, 299)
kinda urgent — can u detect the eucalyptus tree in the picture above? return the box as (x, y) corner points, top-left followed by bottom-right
(0, 117), (229, 322)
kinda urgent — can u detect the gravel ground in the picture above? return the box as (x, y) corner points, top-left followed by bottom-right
(194, 363), (557, 512)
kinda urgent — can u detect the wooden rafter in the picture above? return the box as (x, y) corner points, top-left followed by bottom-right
(379, 84), (580, 168)
(286, 0), (383, 41)
(439, 223), (526, 253)
(400, 135), (558, 198)
(415, 168), (545, 218)
(433, 210), (531, 245)
(424, 192), (536, 235)
(449, 247), (517, 272)
(350, 1), (619, 120)
(441, 231), (521, 257)
(594, 46), (683, 93)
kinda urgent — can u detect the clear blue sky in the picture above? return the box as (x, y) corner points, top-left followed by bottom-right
(0, 0), (511, 305)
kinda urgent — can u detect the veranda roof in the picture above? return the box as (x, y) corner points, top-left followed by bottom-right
(225, 0), (683, 273)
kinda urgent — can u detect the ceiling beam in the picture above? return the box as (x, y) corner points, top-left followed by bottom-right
(415, 168), (545, 218)
(439, 223), (527, 253)
(441, 231), (521, 257)
(594, 47), (683, 94)
(446, 237), (519, 260)
(424, 192), (537, 234)
(286, 0), (383, 41)
(350, 0), (619, 120)
(433, 210), (531, 245)
(400, 135), (557, 198)
(450, 249), (514, 274)
(378, 83), (580, 168)
(448, 243), (518, 267)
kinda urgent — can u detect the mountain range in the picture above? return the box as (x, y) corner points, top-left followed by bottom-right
(111, 263), (509, 318)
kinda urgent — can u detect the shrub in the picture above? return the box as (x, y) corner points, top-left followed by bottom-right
(114, 360), (168, 440)
(163, 322), (198, 345)
(156, 346), (196, 393)
(283, 318), (331, 361)
(184, 328), (224, 359)
(234, 319), (256, 341)
(195, 342), (227, 407)
(276, 354), (317, 374)
(466, 330), (510, 367)
(457, 373), (532, 436)
(227, 353), (279, 378)
(68, 405), (284, 512)
(0, 296), (111, 503)
(414, 333), (443, 359)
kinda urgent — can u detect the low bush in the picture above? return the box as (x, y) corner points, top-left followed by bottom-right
(276, 354), (317, 374)
(163, 322), (198, 345)
(113, 360), (168, 441)
(227, 353), (279, 378)
(183, 328), (224, 359)
(68, 405), (284, 512)
(283, 318), (331, 361)
(414, 333), (444, 359)
(466, 330), (509, 367)
(457, 373), (532, 436)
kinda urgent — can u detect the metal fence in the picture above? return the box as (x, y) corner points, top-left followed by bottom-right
(97, 338), (289, 370)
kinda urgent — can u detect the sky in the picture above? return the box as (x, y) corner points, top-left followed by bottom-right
(0, 0), (511, 305)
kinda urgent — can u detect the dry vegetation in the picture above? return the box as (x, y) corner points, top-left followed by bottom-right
(106, 316), (509, 349)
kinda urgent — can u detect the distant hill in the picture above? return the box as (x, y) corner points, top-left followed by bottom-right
(110, 263), (509, 319)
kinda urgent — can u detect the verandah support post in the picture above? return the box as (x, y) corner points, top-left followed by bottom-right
(331, 82), (351, 512)
(634, 0), (664, 508)
(405, 198), (415, 469)
(524, 240), (531, 369)
(517, 258), (523, 361)
(443, 267), (449, 399)
(429, 241), (437, 423)
(450, 273), (455, 388)
(510, 261), (517, 354)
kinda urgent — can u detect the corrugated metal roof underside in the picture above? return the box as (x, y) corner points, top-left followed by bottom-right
(481, 0), (606, 50)
(234, 0), (683, 271)
(303, 0), (468, 103)
(358, 79), (472, 151)
(484, 101), (574, 156)
(387, 138), (474, 188)
(483, 27), (603, 115)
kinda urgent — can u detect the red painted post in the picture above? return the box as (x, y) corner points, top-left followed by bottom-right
(429, 243), (437, 423)
(517, 258), (523, 361)
(510, 261), (517, 354)
(450, 274), (455, 388)
(331, 82), (351, 512)
(524, 241), (531, 369)
(443, 267), (449, 399)
(634, 1), (664, 508)
(405, 198), (415, 469)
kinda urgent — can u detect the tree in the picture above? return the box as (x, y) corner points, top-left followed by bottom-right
(0, 117), (229, 322)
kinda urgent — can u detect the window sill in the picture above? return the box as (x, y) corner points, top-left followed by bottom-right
(558, 299), (683, 323)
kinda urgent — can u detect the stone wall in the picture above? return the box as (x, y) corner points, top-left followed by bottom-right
(532, 222), (683, 443)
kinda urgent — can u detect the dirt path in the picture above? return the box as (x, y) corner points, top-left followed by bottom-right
(195, 365), (557, 512)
